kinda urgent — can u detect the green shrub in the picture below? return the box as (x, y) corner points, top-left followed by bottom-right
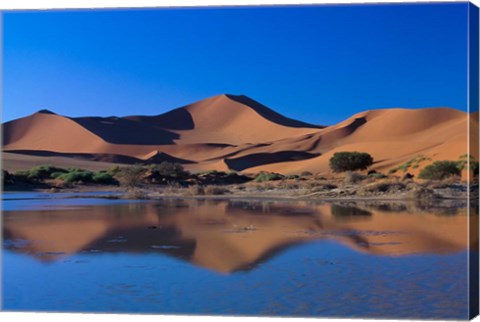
(56, 170), (94, 184)
(389, 155), (432, 174)
(108, 165), (122, 176)
(31, 165), (68, 179)
(50, 171), (66, 179)
(285, 174), (300, 180)
(418, 161), (461, 180)
(329, 152), (373, 173)
(14, 165), (67, 180)
(254, 172), (284, 182)
(92, 172), (117, 184)
(368, 172), (386, 179)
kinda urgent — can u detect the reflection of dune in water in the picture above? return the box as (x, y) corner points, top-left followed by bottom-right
(2, 199), (473, 273)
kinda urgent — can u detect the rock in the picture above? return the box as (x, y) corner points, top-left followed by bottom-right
(402, 173), (414, 180)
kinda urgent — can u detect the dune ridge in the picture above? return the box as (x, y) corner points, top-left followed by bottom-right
(2, 94), (476, 174)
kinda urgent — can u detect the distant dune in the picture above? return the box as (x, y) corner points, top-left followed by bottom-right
(2, 94), (477, 174)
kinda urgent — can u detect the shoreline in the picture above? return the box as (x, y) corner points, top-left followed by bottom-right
(2, 183), (476, 205)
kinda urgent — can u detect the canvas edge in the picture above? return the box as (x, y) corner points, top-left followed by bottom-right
(468, 1), (480, 320)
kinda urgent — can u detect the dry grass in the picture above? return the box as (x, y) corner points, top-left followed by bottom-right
(204, 185), (230, 195)
(344, 171), (366, 184)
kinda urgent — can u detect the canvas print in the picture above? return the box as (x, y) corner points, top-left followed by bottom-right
(1, 2), (479, 320)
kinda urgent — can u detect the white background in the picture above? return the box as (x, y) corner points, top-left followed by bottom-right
(0, 0), (478, 322)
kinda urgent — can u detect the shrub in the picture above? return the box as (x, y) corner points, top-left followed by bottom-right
(108, 165), (122, 176)
(92, 172), (117, 184)
(186, 185), (205, 195)
(285, 174), (300, 180)
(118, 165), (146, 187)
(407, 186), (438, 201)
(204, 185), (230, 195)
(368, 172), (387, 179)
(329, 152), (373, 173)
(344, 171), (366, 184)
(2, 170), (14, 185)
(56, 170), (94, 184)
(388, 155), (431, 174)
(254, 172), (284, 182)
(359, 182), (406, 195)
(15, 165), (67, 181)
(30, 165), (68, 179)
(152, 162), (188, 178)
(301, 171), (313, 177)
(418, 161), (461, 180)
(311, 184), (337, 192)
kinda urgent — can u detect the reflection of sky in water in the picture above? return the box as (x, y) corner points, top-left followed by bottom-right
(2, 192), (139, 211)
(2, 193), (472, 319)
(3, 244), (469, 318)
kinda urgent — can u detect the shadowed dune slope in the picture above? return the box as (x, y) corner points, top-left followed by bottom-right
(2, 94), (474, 174)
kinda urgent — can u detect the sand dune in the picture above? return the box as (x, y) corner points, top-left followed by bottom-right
(2, 94), (476, 174)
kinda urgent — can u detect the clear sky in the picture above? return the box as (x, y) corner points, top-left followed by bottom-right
(2, 3), (469, 125)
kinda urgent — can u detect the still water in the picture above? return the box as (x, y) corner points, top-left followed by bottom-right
(2, 192), (474, 319)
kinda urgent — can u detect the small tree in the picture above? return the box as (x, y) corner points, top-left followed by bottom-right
(120, 165), (146, 188)
(329, 152), (374, 173)
(418, 161), (461, 180)
(152, 161), (188, 178)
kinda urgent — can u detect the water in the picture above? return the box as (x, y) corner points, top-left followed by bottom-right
(1, 192), (474, 319)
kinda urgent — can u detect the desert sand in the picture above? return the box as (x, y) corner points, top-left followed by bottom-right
(3, 94), (478, 175)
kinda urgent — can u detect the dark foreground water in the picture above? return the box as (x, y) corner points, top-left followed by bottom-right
(1, 192), (474, 319)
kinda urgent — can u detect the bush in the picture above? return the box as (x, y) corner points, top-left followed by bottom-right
(418, 161), (461, 180)
(204, 185), (230, 195)
(108, 165), (122, 176)
(329, 152), (373, 173)
(152, 162), (188, 178)
(53, 169), (118, 185)
(56, 170), (94, 184)
(344, 171), (366, 184)
(254, 172), (284, 182)
(368, 172), (387, 179)
(92, 172), (117, 184)
(186, 185), (205, 195)
(359, 181), (406, 195)
(118, 165), (146, 187)
(2, 170), (14, 185)
(30, 165), (67, 179)
(15, 165), (67, 181)
(285, 174), (300, 180)
(301, 171), (313, 177)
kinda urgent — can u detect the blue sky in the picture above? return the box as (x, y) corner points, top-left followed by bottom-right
(2, 3), (469, 125)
